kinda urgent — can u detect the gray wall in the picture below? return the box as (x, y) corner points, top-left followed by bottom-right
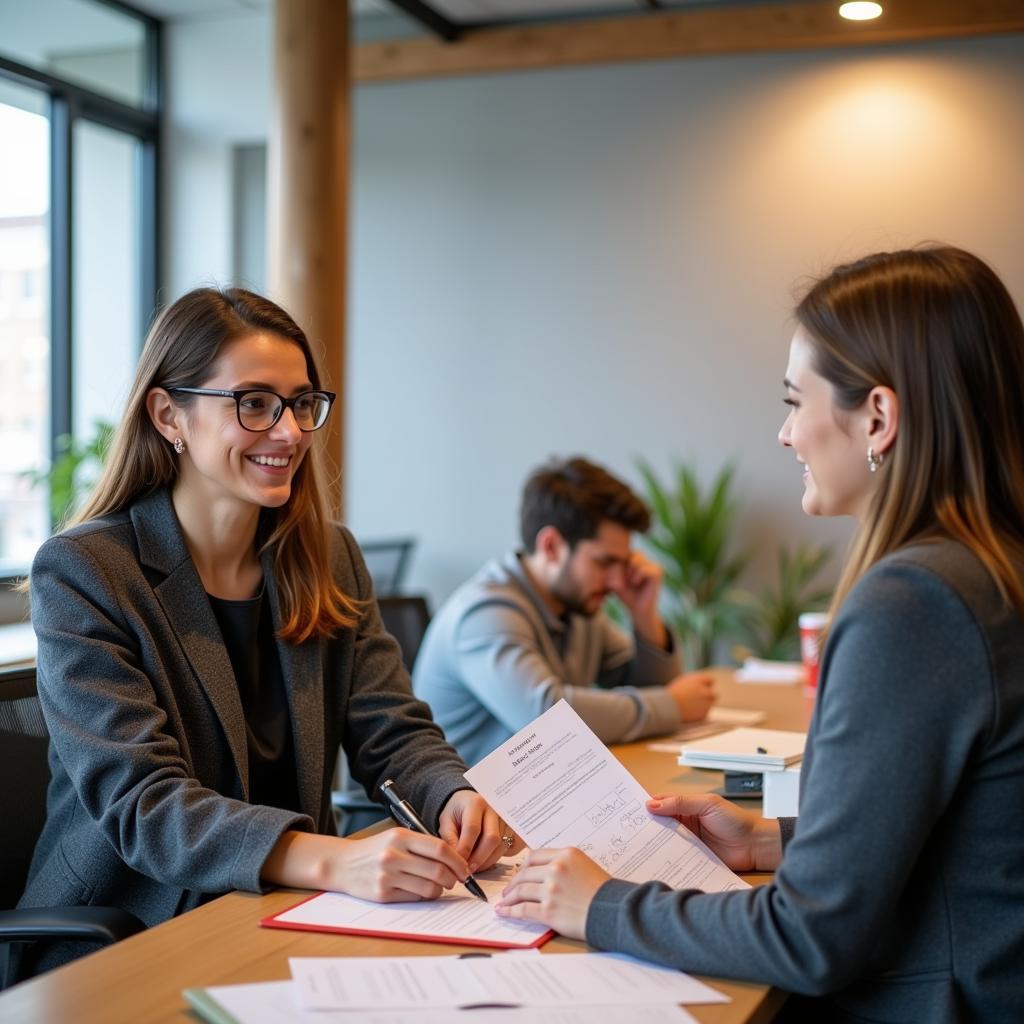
(162, 14), (1024, 608)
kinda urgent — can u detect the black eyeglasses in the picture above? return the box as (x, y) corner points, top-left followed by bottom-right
(167, 387), (336, 432)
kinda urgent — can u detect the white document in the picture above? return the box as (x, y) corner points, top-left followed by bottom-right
(267, 859), (549, 947)
(734, 657), (804, 684)
(185, 980), (701, 1024)
(647, 707), (768, 752)
(465, 701), (748, 892)
(290, 952), (728, 1011)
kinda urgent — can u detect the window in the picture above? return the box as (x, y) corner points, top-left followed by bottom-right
(0, 1), (159, 577)
(0, 81), (49, 573)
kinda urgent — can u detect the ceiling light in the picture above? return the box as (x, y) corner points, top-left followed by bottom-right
(839, 2), (883, 19)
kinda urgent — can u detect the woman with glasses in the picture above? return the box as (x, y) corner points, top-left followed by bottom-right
(494, 247), (1024, 1020)
(17, 288), (512, 975)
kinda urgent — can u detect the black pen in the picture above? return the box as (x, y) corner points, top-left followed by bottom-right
(379, 779), (488, 902)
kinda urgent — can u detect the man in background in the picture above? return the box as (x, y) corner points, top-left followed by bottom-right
(413, 456), (715, 766)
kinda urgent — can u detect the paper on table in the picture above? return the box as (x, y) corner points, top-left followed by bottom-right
(647, 707), (769, 752)
(290, 952), (728, 1011)
(708, 706), (769, 725)
(734, 658), (804, 684)
(262, 859), (551, 949)
(465, 701), (749, 892)
(184, 980), (701, 1024)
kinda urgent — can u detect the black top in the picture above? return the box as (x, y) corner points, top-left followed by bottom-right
(208, 590), (302, 815)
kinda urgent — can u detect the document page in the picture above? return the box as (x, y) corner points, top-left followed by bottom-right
(465, 701), (749, 892)
(263, 859), (551, 948)
(185, 980), (701, 1024)
(289, 952), (728, 1011)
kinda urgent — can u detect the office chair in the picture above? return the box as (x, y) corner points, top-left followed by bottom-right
(0, 665), (144, 989)
(377, 596), (431, 673)
(359, 538), (416, 596)
(332, 596), (433, 835)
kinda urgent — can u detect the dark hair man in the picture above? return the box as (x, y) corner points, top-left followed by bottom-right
(413, 457), (716, 766)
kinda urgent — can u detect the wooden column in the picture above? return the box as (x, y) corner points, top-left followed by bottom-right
(267, 0), (349, 514)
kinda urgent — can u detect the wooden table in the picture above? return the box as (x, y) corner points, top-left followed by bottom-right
(0, 671), (811, 1023)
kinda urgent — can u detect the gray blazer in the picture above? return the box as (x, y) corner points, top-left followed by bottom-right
(19, 488), (469, 969)
(587, 540), (1024, 1022)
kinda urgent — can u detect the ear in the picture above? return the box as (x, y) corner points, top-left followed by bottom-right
(864, 385), (899, 456)
(146, 387), (185, 446)
(535, 525), (569, 566)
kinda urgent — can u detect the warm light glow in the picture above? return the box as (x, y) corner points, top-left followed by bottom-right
(839, 2), (883, 19)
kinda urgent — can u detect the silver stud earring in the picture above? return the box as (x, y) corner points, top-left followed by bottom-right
(867, 447), (883, 473)
(173, 437), (185, 455)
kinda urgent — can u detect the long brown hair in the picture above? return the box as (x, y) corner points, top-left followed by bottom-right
(796, 246), (1024, 620)
(67, 287), (361, 643)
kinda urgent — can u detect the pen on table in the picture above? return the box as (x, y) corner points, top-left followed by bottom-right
(379, 779), (488, 903)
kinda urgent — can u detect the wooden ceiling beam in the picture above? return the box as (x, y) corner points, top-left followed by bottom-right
(353, 0), (1024, 83)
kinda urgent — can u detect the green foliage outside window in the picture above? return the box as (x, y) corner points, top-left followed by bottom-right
(24, 420), (114, 527)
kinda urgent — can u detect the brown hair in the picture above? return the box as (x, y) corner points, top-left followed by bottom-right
(66, 287), (361, 643)
(795, 246), (1024, 619)
(520, 456), (650, 552)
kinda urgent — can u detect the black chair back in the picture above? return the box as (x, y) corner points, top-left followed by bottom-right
(378, 596), (431, 673)
(0, 666), (49, 912)
(360, 538), (416, 596)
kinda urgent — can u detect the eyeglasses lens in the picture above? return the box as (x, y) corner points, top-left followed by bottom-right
(238, 391), (330, 431)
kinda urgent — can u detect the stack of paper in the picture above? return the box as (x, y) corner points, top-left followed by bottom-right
(184, 952), (728, 1024)
(678, 727), (806, 772)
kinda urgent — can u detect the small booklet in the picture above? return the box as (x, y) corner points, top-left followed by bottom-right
(679, 727), (806, 772)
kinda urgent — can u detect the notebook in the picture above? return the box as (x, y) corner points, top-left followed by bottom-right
(679, 727), (806, 772)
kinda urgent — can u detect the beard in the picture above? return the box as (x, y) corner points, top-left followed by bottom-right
(550, 561), (605, 618)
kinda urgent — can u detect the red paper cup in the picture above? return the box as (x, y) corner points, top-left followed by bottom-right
(799, 612), (828, 696)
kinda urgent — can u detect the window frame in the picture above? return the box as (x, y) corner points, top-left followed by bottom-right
(0, 0), (161, 578)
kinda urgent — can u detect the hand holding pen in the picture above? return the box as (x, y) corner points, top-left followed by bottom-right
(381, 779), (489, 902)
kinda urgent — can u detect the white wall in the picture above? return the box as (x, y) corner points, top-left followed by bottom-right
(162, 18), (1024, 606)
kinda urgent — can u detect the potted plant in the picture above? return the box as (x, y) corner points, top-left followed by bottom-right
(734, 542), (833, 662)
(636, 460), (750, 668)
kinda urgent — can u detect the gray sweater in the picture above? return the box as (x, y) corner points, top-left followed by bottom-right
(587, 540), (1024, 1022)
(413, 552), (683, 767)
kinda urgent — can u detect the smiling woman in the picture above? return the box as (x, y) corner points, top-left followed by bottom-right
(494, 248), (1024, 1022)
(12, 287), (511, 983)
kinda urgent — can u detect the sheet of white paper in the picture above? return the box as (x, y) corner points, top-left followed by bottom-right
(708, 706), (769, 725)
(269, 859), (548, 947)
(647, 707), (769, 752)
(734, 658), (804, 683)
(289, 952), (728, 1011)
(465, 701), (749, 892)
(186, 980), (700, 1024)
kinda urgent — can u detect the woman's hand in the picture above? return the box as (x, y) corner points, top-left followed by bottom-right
(262, 828), (472, 902)
(647, 793), (782, 871)
(439, 789), (523, 873)
(494, 847), (610, 940)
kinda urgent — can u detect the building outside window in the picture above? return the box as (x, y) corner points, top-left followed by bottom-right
(0, 0), (159, 580)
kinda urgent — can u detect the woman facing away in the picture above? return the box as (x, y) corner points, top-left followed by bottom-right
(15, 288), (514, 979)
(495, 246), (1024, 1021)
